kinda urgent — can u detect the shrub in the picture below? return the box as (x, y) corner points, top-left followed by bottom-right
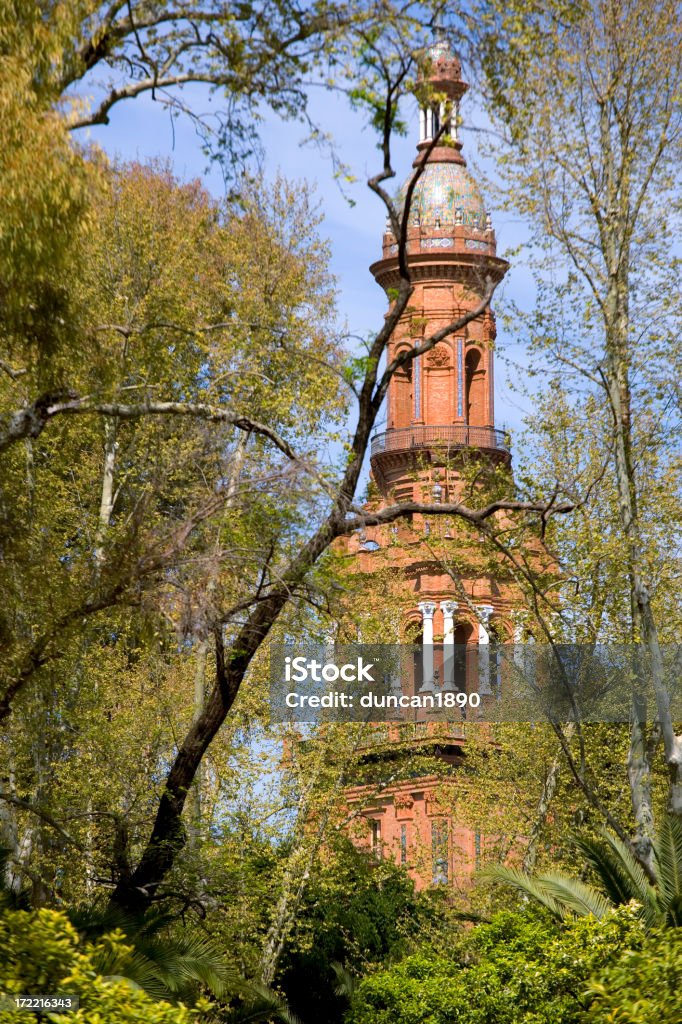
(0, 908), (201, 1024)
(346, 905), (645, 1024)
(586, 927), (682, 1023)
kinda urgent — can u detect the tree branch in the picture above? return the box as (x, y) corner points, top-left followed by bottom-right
(0, 396), (300, 463)
(0, 791), (84, 851)
(340, 496), (574, 534)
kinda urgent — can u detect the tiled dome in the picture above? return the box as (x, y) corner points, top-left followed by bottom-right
(424, 38), (462, 79)
(398, 161), (487, 230)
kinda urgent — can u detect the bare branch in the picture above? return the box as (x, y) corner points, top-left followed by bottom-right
(340, 496), (574, 534)
(0, 396), (300, 464)
(0, 791), (84, 851)
(0, 358), (27, 381)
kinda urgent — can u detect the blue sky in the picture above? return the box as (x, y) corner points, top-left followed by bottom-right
(77, 78), (536, 439)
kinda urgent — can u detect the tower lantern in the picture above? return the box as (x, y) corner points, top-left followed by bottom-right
(417, 36), (469, 151)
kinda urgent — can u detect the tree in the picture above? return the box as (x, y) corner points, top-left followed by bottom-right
(275, 839), (437, 1024)
(0, 907), (200, 1024)
(0, 156), (346, 899)
(480, 0), (682, 857)
(6, 0), (396, 164)
(0, 903), (302, 1023)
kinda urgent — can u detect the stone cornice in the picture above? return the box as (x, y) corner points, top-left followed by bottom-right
(370, 251), (509, 291)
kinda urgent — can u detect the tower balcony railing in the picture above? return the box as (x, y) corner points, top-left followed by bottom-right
(370, 424), (510, 458)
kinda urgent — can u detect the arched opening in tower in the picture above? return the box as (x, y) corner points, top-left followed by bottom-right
(488, 621), (503, 697)
(412, 627), (423, 693)
(393, 360), (413, 428)
(465, 348), (486, 427)
(453, 621), (472, 692)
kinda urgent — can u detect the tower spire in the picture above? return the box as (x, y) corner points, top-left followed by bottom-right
(368, 35), (510, 491)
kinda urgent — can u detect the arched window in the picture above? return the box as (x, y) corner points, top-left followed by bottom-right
(453, 622), (472, 695)
(431, 819), (449, 885)
(393, 355), (412, 428)
(412, 627), (424, 694)
(465, 348), (485, 427)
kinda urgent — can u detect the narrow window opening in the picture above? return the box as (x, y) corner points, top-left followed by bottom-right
(371, 818), (382, 859)
(432, 820), (449, 885)
(465, 348), (486, 427)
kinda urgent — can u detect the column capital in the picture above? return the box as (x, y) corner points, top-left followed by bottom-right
(417, 601), (436, 620)
(476, 604), (494, 623)
(440, 600), (458, 618)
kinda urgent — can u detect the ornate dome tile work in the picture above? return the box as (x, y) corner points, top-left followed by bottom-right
(426, 38), (454, 62)
(424, 38), (462, 78)
(398, 162), (487, 230)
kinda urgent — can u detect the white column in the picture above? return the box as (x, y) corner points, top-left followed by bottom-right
(512, 619), (523, 660)
(417, 601), (436, 693)
(511, 618), (527, 695)
(477, 605), (494, 645)
(419, 107), (426, 142)
(440, 601), (457, 691)
(477, 605), (494, 696)
(388, 631), (403, 711)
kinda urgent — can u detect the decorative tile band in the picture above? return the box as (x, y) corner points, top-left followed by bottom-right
(465, 239), (489, 251)
(421, 237), (455, 249)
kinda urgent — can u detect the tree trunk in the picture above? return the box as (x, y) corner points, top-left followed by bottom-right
(604, 263), (682, 831)
(522, 736), (569, 873)
(94, 416), (117, 564)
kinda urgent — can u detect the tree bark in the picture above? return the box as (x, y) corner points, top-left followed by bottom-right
(94, 415), (117, 565)
(522, 736), (569, 874)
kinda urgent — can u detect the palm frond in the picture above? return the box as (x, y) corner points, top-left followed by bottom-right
(331, 960), (360, 1000)
(73, 904), (242, 1002)
(90, 944), (174, 1002)
(227, 983), (302, 1024)
(485, 865), (613, 921)
(126, 931), (241, 1000)
(573, 830), (660, 926)
(653, 814), (682, 924)
(165, 932), (242, 998)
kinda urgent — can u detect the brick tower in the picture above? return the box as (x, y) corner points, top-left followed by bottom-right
(346, 39), (519, 889)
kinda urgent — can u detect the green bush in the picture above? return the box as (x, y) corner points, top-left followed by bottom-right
(586, 927), (682, 1023)
(346, 905), (645, 1024)
(0, 908), (202, 1023)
